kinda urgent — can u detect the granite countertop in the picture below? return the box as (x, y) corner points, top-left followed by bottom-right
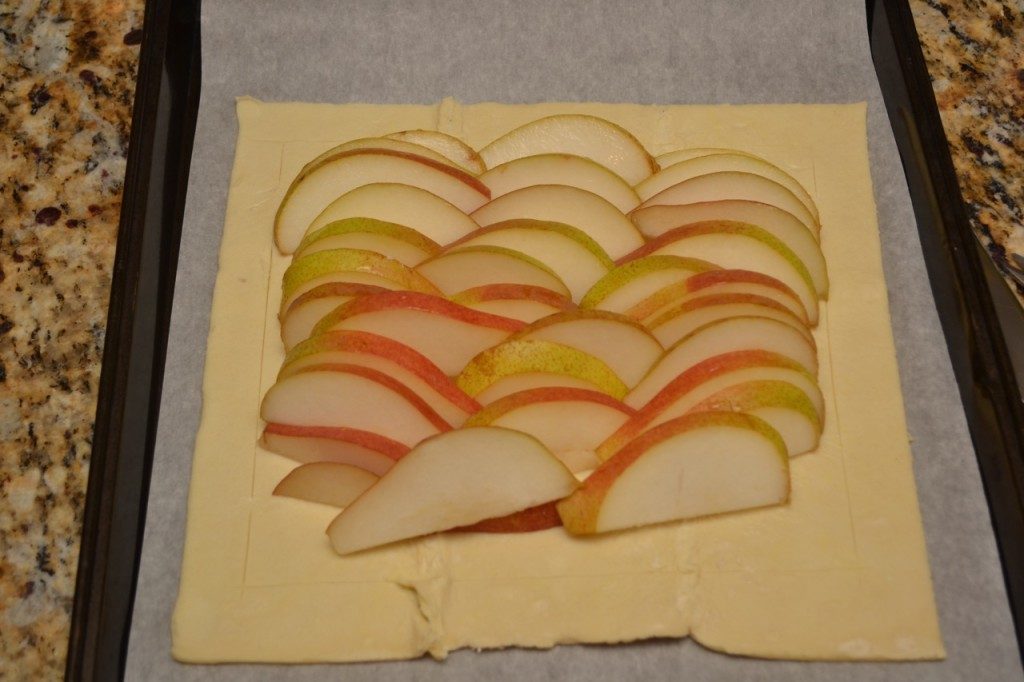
(910, 0), (1024, 306)
(0, 1), (1019, 679)
(0, 1), (144, 679)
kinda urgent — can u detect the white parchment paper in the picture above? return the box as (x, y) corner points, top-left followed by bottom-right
(125, 0), (1023, 679)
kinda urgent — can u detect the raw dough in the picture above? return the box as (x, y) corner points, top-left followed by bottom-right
(171, 98), (944, 663)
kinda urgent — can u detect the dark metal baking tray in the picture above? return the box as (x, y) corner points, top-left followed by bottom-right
(868, 0), (1024, 661)
(64, 0), (1024, 678)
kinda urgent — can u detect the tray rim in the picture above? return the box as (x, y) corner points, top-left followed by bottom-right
(868, 0), (1024, 665)
(64, 0), (202, 679)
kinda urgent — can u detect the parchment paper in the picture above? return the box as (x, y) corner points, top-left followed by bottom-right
(124, 0), (1023, 679)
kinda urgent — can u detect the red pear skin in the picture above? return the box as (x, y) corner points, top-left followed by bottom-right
(453, 284), (575, 311)
(454, 501), (563, 533)
(285, 147), (490, 202)
(312, 291), (527, 337)
(625, 269), (808, 324)
(646, 292), (809, 337)
(598, 350), (812, 458)
(288, 362), (454, 432)
(281, 330), (481, 414)
(466, 386), (636, 424)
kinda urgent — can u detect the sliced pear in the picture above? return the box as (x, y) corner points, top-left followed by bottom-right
(273, 463), (379, 508)
(629, 201), (827, 295)
(636, 171), (818, 237)
(620, 221), (818, 325)
(260, 423), (409, 475)
(311, 291), (524, 376)
(275, 150), (490, 253)
(305, 183), (480, 246)
(305, 137), (462, 170)
(280, 282), (390, 351)
(621, 348), (824, 426)
(451, 284), (574, 323)
(655, 147), (762, 167)
(511, 310), (663, 388)
(469, 374), (607, 406)
(280, 330), (481, 427)
(646, 293), (812, 349)
(558, 411), (789, 535)
(479, 114), (658, 185)
(385, 129), (486, 174)
(625, 269), (809, 326)
(415, 245), (570, 297)
(261, 365), (451, 448)
(457, 339), (628, 403)
(580, 255), (718, 313)
(635, 153), (819, 223)
(294, 218), (441, 266)
(471, 184), (643, 260)
(613, 366), (822, 463)
(280, 248), (441, 315)
(686, 380), (822, 456)
(658, 316), (817, 377)
(479, 154), (641, 212)
(464, 387), (635, 473)
(327, 427), (578, 554)
(447, 219), (614, 302)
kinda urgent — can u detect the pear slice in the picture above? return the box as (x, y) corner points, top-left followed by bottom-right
(305, 183), (480, 246)
(447, 220), (614, 301)
(558, 411), (789, 535)
(659, 316), (818, 377)
(625, 269), (809, 326)
(260, 423), (410, 476)
(620, 221), (819, 325)
(280, 331), (481, 427)
(261, 365), (451, 448)
(636, 171), (818, 237)
(451, 284), (574, 323)
(273, 463), (379, 508)
(630, 200), (827, 295)
(280, 248), (441, 315)
(464, 387), (635, 473)
(385, 130), (486, 174)
(580, 255), (719, 313)
(311, 291), (525, 376)
(457, 339), (629, 403)
(415, 245), (570, 297)
(275, 149), (489, 253)
(471, 184), (643, 260)
(646, 292), (812, 349)
(655, 147), (762, 167)
(280, 282), (390, 351)
(686, 380), (822, 456)
(479, 154), (641, 213)
(305, 137), (464, 170)
(623, 347), (824, 421)
(294, 218), (441, 266)
(613, 350), (823, 452)
(511, 310), (663, 388)
(479, 114), (658, 185)
(327, 427), (578, 555)
(635, 153), (819, 223)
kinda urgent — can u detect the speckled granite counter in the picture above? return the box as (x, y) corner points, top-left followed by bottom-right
(0, 1), (143, 679)
(910, 0), (1024, 306)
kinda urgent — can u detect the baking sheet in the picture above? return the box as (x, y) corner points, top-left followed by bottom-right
(125, 0), (1023, 679)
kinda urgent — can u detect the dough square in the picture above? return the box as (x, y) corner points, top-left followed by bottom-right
(171, 99), (944, 663)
